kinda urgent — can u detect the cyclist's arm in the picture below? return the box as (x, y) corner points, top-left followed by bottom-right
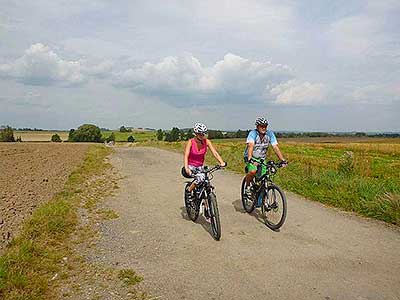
(268, 130), (286, 162)
(184, 139), (192, 174)
(271, 144), (285, 161)
(247, 142), (255, 162)
(206, 139), (225, 166)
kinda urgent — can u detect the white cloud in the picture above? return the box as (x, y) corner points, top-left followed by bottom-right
(270, 80), (327, 105)
(349, 83), (400, 104)
(116, 53), (292, 103)
(0, 43), (111, 86)
(0, 43), (85, 86)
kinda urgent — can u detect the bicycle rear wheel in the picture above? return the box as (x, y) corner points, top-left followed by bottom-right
(184, 183), (199, 222)
(241, 177), (255, 213)
(208, 192), (221, 241)
(261, 184), (287, 230)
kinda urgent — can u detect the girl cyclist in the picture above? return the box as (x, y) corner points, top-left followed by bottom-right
(184, 123), (226, 198)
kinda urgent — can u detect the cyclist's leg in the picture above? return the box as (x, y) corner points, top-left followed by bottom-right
(187, 166), (205, 192)
(245, 161), (258, 186)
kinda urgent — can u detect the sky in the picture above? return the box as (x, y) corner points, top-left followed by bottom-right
(0, 0), (399, 131)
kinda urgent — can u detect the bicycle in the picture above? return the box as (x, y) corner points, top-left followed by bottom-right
(183, 165), (224, 240)
(241, 160), (287, 230)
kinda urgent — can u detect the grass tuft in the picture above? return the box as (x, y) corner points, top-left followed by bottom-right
(118, 269), (143, 286)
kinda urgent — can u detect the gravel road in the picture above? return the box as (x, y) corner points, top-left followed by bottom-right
(93, 146), (400, 300)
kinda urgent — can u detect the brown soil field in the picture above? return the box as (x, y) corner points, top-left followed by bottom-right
(0, 143), (89, 253)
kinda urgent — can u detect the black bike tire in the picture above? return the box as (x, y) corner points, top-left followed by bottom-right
(241, 177), (255, 213)
(263, 184), (287, 230)
(184, 183), (199, 222)
(208, 192), (221, 241)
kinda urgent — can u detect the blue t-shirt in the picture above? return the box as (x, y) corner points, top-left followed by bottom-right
(244, 129), (278, 160)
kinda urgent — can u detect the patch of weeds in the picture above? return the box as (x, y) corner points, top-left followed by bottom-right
(118, 269), (143, 286)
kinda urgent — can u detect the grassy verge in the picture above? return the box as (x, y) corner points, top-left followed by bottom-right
(137, 139), (400, 225)
(0, 145), (112, 300)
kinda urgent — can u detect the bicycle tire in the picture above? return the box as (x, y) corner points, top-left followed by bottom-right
(262, 184), (287, 230)
(208, 192), (221, 240)
(184, 183), (199, 222)
(241, 177), (255, 213)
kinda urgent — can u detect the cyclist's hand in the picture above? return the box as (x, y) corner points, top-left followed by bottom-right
(220, 161), (227, 168)
(280, 160), (288, 168)
(250, 159), (259, 166)
(185, 166), (192, 176)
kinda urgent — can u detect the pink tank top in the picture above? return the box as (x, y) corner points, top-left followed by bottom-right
(188, 138), (207, 167)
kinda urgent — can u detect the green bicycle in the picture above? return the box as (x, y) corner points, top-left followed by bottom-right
(241, 160), (287, 230)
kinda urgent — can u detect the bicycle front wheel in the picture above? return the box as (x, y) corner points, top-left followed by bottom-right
(208, 192), (221, 241)
(261, 184), (287, 230)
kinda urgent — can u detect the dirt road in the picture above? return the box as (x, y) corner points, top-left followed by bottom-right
(93, 147), (400, 300)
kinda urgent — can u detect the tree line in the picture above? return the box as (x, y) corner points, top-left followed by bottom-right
(156, 128), (251, 142)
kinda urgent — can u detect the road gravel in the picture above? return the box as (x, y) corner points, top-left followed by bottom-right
(93, 146), (400, 300)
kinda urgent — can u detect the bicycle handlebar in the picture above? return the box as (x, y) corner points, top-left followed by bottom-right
(204, 162), (227, 174)
(249, 159), (288, 168)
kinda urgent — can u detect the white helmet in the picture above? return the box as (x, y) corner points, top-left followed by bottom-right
(193, 122), (208, 134)
(255, 117), (268, 126)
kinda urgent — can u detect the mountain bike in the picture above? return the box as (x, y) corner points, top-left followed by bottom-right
(241, 160), (287, 230)
(184, 165), (224, 240)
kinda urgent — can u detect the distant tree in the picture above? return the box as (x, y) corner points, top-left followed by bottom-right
(235, 129), (249, 138)
(355, 132), (366, 137)
(105, 132), (115, 143)
(51, 133), (62, 142)
(68, 124), (103, 143)
(164, 132), (171, 141)
(120, 126), (128, 133)
(208, 130), (223, 139)
(156, 129), (164, 141)
(170, 127), (180, 141)
(127, 135), (135, 142)
(185, 129), (193, 140)
(0, 126), (15, 142)
(16, 136), (22, 142)
(164, 127), (180, 142)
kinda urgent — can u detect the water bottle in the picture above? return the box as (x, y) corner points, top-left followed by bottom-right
(257, 192), (263, 207)
(257, 189), (265, 207)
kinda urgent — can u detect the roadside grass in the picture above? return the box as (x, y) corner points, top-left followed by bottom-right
(138, 138), (400, 225)
(118, 269), (143, 286)
(0, 145), (112, 300)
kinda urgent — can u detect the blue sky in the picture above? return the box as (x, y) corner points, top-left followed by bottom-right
(1, 0), (399, 131)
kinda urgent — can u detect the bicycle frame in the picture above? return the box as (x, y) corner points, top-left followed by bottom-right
(191, 165), (220, 201)
(252, 160), (282, 206)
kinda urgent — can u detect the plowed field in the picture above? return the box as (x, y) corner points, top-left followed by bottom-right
(0, 143), (89, 253)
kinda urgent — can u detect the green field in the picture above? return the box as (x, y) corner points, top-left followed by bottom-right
(139, 138), (400, 225)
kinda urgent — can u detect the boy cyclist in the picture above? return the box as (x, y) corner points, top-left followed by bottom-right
(244, 117), (287, 197)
